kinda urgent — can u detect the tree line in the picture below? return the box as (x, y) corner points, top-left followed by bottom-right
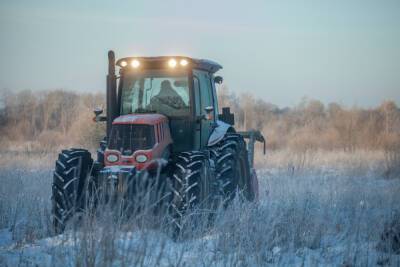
(0, 88), (399, 152)
(0, 89), (104, 151)
(218, 85), (400, 152)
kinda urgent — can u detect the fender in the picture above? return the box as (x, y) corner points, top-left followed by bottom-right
(207, 120), (234, 147)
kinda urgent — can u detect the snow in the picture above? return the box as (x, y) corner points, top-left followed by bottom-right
(0, 229), (12, 247)
(1, 159), (400, 266)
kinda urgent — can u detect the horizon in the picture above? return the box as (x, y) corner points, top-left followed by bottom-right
(1, 0), (399, 107)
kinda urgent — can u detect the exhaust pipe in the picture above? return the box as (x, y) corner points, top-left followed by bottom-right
(106, 50), (117, 138)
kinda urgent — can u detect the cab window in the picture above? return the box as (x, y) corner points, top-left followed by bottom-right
(120, 70), (190, 117)
(193, 69), (214, 118)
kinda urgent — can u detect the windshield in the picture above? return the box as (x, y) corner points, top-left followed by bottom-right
(120, 70), (191, 117)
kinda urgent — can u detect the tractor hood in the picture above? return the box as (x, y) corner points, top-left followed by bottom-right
(105, 113), (172, 171)
(113, 114), (168, 125)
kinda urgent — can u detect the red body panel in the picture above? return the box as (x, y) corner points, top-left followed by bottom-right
(104, 114), (172, 170)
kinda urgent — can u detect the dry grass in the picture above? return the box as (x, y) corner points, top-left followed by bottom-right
(382, 134), (400, 179)
(256, 149), (385, 176)
(1, 150), (400, 266)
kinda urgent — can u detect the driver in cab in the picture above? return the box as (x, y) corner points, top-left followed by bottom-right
(148, 80), (187, 115)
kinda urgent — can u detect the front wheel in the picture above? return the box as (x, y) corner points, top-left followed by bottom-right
(168, 151), (212, 236)
(52, 148), (93, 234)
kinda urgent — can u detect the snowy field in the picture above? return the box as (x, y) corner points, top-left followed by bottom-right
(0, 150), (399, 266)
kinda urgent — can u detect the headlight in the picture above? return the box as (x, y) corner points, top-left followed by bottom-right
(120, 61), (127, 67)
(106, 154), (119, 163)
(135, 154), (148, 163)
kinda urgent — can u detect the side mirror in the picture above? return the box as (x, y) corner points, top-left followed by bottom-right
(214, 76), (223, 84)
(94, 107), (103, 116)
(93, 107), (106, 122)
(205, 106), (214, 113)
(204, 106), (214, 120)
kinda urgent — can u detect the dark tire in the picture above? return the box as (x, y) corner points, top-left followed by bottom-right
(52, 148), (93, 234)
(211, 133), (256, 202)
(168, 151), (212, 235)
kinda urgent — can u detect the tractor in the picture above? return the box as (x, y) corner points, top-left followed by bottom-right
(51, 51), (265, 234)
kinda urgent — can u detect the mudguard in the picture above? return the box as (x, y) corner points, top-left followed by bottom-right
(207, 120), (234, 147)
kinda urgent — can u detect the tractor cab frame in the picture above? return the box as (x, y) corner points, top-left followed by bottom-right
(105, 52), (233, 154)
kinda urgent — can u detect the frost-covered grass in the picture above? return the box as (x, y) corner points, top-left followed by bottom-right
(1, 150), (400, 266)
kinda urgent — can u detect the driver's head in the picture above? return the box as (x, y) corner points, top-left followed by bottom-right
(161, 80), (173, 91)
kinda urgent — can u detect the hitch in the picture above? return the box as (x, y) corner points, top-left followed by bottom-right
(238, 130), (266, 168)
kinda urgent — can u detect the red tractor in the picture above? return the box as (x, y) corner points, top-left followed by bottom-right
(52, 51), (265, 233)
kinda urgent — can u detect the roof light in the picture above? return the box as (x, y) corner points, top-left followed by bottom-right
(120, 61), (127, 67)
(168, 58), (177, 68)
(131, 59), (140, 68)
(180, 59), (188, 66)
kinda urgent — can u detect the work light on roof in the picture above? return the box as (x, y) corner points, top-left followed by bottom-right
(120, 61), (127, 67)
(168, 58), (177, 68)
(131, 59), (140, 68)
(180, 59), (188, 66)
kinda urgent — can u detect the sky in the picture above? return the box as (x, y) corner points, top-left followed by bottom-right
(0, 0), (399, 107)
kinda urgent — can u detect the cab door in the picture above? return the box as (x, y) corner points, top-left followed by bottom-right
(193, 69), (216, 148)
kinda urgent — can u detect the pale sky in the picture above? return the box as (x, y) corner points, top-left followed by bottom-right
(0, 0), (399, 107)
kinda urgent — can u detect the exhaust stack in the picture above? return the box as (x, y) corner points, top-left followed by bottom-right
(106, 50), (117, 138)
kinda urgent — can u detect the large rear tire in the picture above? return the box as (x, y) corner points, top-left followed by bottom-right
(211, 133), (257, 202)
(168, 151), (212, 236)
(52, 148), (93, 234)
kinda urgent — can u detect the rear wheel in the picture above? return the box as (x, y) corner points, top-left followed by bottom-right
(211, 133), (257, 202)
(168, 151), (212, 236)
(52, 148), (93, 234)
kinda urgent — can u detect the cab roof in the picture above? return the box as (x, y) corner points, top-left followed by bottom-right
(116, 56), (223, 73)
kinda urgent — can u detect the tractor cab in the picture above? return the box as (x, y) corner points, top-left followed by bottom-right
(104, 55), (228, 155)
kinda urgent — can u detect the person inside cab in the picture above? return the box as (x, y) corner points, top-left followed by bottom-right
(148, 80), (187, 115)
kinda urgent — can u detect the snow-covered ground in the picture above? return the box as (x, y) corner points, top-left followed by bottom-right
(1, 151), (400, 266)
